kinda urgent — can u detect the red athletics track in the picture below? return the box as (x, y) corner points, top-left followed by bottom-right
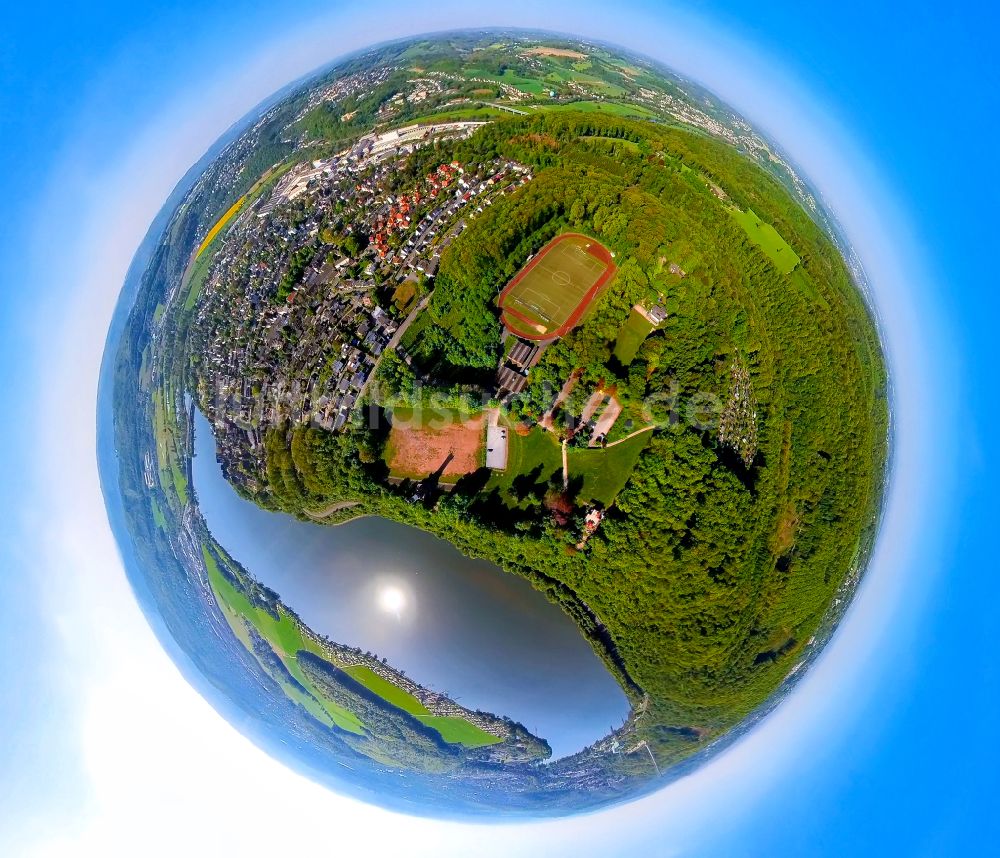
(498, 232), (616, 341)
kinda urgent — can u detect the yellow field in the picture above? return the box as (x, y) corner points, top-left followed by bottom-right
(195, 194), (248, 259)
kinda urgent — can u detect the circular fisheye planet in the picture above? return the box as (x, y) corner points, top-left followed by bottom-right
(103, 30), (889, 818)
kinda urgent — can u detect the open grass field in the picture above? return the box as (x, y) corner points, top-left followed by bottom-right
(413, 105), (510, 124)
(486, 424), (564, 502)
(344, 665), (430, 716)
(150, 497), (167, 530)
(151, 386), (190, 508)
(523, 47), (587, 59)
(788, 267), (829, 310)
(416, 716), (503, 748)
(538, 100), (659, 118)
(485, 419), (648, 508)
(730, 207), (801, 275)
(544, 69), (627, 98)
(182, 246), (215, 311)
(581, 135), (642, 154)
(613, 308), (655, 365)
(568, 430), (653, 506)
(346, 666), (501, 747)
(498, 233), (615, 340)
(385, 406), (485, 480)
(463, 68), (547, 96)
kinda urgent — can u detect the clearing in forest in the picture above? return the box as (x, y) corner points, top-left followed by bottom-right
(384, 407), (485, 480)
(613, 308), (656, 365)
(729, 207), (800, 275)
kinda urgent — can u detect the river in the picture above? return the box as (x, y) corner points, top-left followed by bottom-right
(192, 410), (630, 759)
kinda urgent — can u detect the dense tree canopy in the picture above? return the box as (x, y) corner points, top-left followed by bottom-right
(238, 112), (888, 763)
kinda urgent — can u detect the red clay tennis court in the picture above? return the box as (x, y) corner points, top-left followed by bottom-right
(498, 233), (615, 341)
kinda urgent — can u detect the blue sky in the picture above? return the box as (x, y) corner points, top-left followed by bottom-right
(1, 1), (997, 855)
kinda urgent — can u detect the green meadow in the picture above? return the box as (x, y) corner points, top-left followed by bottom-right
(730, 208), (801, 275)
(613, 309), (655, 365)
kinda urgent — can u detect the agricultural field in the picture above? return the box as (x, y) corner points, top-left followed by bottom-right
(537, 100), (659, 118)
(190, 156), (300, 294)
(413, 105), (510, 124)
(543, 67), (627, 98)
(202, 544), (366, 734)
(384, 406), (485, 480)
(196, 193), (248, 259)
(498, 233), (615, 340)
(345, 664), (430, 715)
(150, 385), (189, 508)
(463, 67), (548, 96)
(343, 666), (502, 747)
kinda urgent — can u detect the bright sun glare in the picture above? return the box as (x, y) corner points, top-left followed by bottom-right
(378, 586), (406, 618)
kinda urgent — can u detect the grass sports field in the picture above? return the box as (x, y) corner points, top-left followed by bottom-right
(498, 233), (615, 340)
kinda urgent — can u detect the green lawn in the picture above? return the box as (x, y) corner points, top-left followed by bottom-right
(386, 404), (478, 426)
(391, 280), (418, 313)
(344, 665), (430, 716)
(182, 250), (214, 311)
(568, 429), (653, 506)
(788, 267), (829, 310)
(486, 424), (564, 502)
(416, 715), (503, 748)
(613, 308), (655, 365)
(169, 456), (189, 507)
(345, 666), (504, 748)
(463, 68), (547, 95)
(730, 208), (800, 275)
(150, 497), (167, 530)
(151, 385), (190, 509)
(581, 135), (641, 154)
(487, 420), (649, 508)
(546, 70), (626, 98)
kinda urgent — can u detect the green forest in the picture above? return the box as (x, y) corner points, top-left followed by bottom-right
(220, 111), (888, 768)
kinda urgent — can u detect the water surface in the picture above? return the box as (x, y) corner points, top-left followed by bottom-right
(192, 410), (630, 758)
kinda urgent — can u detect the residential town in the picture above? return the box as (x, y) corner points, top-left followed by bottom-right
(187, 120), (532, 487)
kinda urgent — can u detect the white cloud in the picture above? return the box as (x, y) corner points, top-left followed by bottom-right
(18, 2), (954, 855)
